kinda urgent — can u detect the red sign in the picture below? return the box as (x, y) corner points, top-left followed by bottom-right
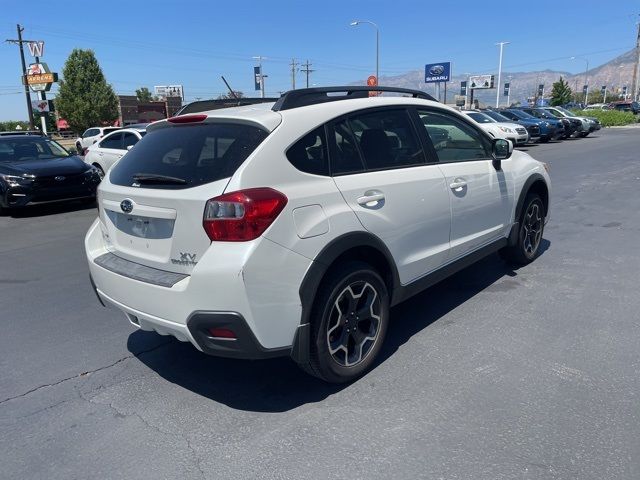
(367, 75), (377, 87)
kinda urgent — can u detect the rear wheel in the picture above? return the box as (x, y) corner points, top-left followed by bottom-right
(304, 261), (389, 383)
(500, 193), (545, 265)
(580, 131), (590, 137)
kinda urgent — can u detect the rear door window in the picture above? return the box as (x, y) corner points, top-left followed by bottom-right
(100, 132), (123, 149)
(110, 123), (268, 189)
(347, 109), (425, 171)
(122, 132), (139, 149)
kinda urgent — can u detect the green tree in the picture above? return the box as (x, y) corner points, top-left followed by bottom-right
(55, 49), (119, 134)
(136, 87), (154, 102)
(550, 77), (573, 106)
(0, 120), (30, 131)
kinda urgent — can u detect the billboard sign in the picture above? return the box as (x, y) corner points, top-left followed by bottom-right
(460, 81), (467, 96)
(424, 62), (451, 83)
(504, 82), (510, 97)
(24, 63), (57, 92)
(469, 74), (494, 89)
(31, 99), (50, 113)
(154, 85), (184, 100)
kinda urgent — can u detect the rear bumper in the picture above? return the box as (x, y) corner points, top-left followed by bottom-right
(85, 218), (311, 358)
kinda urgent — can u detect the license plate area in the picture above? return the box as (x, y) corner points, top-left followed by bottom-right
(105, 210), (175, 239)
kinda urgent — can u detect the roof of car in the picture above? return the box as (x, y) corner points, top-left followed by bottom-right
(148, 87), (449, 133)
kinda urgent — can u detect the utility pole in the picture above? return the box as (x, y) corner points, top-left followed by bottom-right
(300, 60), (315, 88)
(5, 24), (35, 129)
(289, 58), (298, 90)
(632, 17), (640, 102)
(253, 55), (267, 98)
(495, 41), (510, 108)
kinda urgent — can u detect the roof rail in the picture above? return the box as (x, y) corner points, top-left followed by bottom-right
(272, 86), (437, 112)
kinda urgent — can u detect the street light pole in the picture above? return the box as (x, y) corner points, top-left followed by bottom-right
(571, 56), (589, 105)
(350, 20), (379, 84)
(495, 41), (510, 108)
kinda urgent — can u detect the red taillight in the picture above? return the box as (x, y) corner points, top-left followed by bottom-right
(207, 327), (237, 339)
(167, 114), (207, 124)
(203, 188), (288, 242)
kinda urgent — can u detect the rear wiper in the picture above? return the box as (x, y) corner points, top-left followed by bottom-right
(132, 173), (187, 185)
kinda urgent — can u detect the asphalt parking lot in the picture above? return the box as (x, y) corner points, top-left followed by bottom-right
(1, 127), (639, 479)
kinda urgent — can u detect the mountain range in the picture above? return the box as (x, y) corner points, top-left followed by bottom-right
(371, 48), (638, 106)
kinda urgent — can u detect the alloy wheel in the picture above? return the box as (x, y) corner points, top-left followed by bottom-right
(326, 281), (381, 367)
(522, 202), (543, 255)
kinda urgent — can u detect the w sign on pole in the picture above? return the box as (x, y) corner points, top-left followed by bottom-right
(27, 41), (45, 58)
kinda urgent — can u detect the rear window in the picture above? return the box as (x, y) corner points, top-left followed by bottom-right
(109, 123), (268, 189)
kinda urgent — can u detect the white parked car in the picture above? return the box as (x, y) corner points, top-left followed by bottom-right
(86, 86), (551, 383)
(462, 110), (529, 145)
(84, 125), (147, 176)
(75, 127), (121, 154)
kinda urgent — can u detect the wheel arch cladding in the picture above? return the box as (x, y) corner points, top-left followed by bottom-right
(517, 173), (549, 218)
(299, 232), (398, 323)
(292, 231), (398, 365)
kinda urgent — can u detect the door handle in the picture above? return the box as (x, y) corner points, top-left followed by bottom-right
(357, 190), (385, 207)
(449, 179), (467, 191)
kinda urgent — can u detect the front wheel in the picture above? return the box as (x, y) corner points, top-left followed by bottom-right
(500, 193), (545, 265)
(305, 261), (390, 383)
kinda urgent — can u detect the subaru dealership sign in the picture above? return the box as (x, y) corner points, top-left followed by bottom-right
(425, 62), (451, 83)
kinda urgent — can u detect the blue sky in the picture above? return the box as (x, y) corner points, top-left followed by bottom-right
(1, 0), (638, 121)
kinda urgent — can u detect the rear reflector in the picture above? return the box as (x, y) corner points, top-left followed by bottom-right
(203, 188), (288, 242)
(167, 114), (207, 124)
(207, 327), (237, 339)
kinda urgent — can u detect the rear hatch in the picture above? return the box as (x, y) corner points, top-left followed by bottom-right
(97, 119), (272, 275)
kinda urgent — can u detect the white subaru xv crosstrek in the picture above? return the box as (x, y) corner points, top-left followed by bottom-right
(86, 86), (550, 383)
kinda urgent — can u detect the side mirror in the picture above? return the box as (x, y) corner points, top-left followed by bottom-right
(492, 138), (512, 169)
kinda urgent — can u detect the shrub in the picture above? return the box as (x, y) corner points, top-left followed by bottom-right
(571, 110), (636, 127)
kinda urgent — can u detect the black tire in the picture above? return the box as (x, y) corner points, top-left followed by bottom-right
(580, 131), (589, 138)
(303, 261), (390, 383)
(500, 193), (545, 266)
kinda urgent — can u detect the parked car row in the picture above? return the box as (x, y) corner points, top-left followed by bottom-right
(564, 100), (640, 114)
(462, 106), (602, 146)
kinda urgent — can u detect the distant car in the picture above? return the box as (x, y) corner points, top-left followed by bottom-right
(483, 110), (541, 142)
(545, 106), (601, 134)
(562, 102), (584, 110)
(0, 135), (101, 214)
(84, 126), (148, 176)
(519, 107), (578, 139)
(584, 103), (611, 111)
(462, 110), (529, 145)
(499, 108), (562, 142)
(611, 101), (640, 114)
(75, 127), (121, 154)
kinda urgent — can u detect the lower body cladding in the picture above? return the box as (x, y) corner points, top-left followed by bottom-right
(85, 219), (312, 359)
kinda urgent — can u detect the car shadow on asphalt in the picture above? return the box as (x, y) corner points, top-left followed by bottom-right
(129, 240), (550, 413)
(3, 199), (97, 218)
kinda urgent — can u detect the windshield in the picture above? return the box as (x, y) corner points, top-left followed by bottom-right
(467, 112), (495, 123)
(506, 109), (533, 120)
(483, 111), (511, 123)
(0, 137), (70, 162)
(544, 108), (564, 118)
(554, 106), (574, 116)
